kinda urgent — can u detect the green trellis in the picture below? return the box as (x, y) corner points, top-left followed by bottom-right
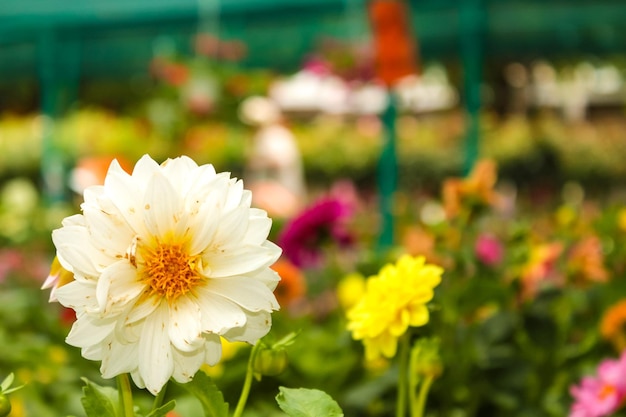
(1, 0), (625, 245)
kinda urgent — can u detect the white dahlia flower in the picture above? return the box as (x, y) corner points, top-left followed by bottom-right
(52, 155), (282, 394)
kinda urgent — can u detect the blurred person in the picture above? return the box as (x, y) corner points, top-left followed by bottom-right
(239, 96), (306, 218)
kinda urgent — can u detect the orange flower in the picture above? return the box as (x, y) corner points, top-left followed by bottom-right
(600, 300), (626, 352)
(568, 235), (609, 284)
(519, 242), (564, 301)
(442, 159), (499, 219)
(271, 258), (307, 308)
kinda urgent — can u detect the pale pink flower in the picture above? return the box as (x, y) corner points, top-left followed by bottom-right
(569, 351), (626, 417)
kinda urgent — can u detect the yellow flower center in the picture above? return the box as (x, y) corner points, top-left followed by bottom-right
(139, 239), (204, 301)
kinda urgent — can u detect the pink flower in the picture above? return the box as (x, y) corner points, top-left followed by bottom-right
(278, 197), (354, 268)
(569, 351), (626, 417)
(474, 234), (504, 266)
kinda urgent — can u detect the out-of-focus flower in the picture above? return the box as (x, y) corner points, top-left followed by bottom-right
(568, 236), (609, 284)
(519, 242), (564, 301)
(271, 258), (307, 309)
(474, 233), (504, 267)
(346, 255), (442, 361)
(442, 159), (499, 219)
(70, 155), (133, 194)
(47, 155), (281, 394)
(601, 300), (626, 352)
(41, 256), (74, 302)
(569, 350), (626, 417)
(150, 58), (189, 87)
(617, 208), (626, 233)
(336, 272), (366, 310)
(278, 197), (354, 268)
(402, 225), (437, 262)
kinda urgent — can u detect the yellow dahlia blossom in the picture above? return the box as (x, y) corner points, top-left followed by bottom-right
(346, 255), (442, 361)
(50, 155), (281, 394)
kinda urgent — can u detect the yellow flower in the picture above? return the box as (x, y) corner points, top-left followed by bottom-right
(337, 272), (366, 310)
(346, 255), (442, 361)
(617, 208), (626, 232)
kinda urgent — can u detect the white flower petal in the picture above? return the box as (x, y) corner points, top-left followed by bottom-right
(139, 301), (173, 394)
(169, 296), (203, 352)
(181, 164), (217, 200)
(143, 173), (181, 237)
(82, 204), (134, 257)
(104, 168), (148, 237)
(206, 242), (281, 278)
(124, 294), (161, 325)
(243, 211), (272, 245)
(161, 156), (198, 188)
(101, 338), (139, 378)
(224, 179), (245, 212)
(249, 268), (281, 291)
(203, 334), (223, 366)
(130, 370), (146, 389)
(96, 262), (144, 315)
(53, 225), (110, 277)
(223, 311), (272, 344)
(211, 206), (250, 249)
(130, 155), (161, 184)
(195, 288), (247, 333)
(207, 277), (279, 312)
(55, 280), (99, 312)
(171, 346), (204, 383)
(66, 313), (116, 348)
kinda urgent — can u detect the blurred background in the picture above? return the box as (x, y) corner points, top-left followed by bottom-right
(2, 1), (626, 416)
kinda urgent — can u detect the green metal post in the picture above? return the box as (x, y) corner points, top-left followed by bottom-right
(38, 29), (68, 205)
(460, 0), (484, 175)
(377, 91), (398, 250)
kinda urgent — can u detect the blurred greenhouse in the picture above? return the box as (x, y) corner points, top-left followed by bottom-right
(1, 1), (626, 416)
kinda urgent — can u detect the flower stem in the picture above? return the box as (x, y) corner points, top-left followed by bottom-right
(396, 334), (410, 417)
(412, 375), (434, 417)
(152, 381), (168, 411)
(117, 374), (135, 417)
(233, 342), (262, 417)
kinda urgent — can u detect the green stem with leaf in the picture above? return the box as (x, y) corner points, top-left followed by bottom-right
(233, 342), (262, 417)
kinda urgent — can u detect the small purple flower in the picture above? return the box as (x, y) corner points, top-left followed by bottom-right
(278, 197), (354, 268)
(474, 234), (504, 267)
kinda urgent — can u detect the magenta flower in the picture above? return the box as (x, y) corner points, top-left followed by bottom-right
(474, 234), (504, 267)
(569, 351), (626, 417)
(278, 197), (354, 268)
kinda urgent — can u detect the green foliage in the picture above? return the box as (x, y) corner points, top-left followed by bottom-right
(276, 387), (344, 417)
(80, 378), (118, 417)
(145, 400), (176, 417)
(176, 372), (229, 417)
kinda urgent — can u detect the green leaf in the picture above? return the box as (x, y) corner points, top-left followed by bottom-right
(276, 387), (344, 417)
(177, 372), (228, 417)
(80, 378), (118, 417)
(0, 374), (13, 392)
(145, 400), (176, 417)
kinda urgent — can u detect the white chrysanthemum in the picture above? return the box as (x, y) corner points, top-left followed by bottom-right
(52, 155), (281, 394)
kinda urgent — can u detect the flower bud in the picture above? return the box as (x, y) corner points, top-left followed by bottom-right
(253, 346), (288, 377)
(0, 394), (11, 417)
